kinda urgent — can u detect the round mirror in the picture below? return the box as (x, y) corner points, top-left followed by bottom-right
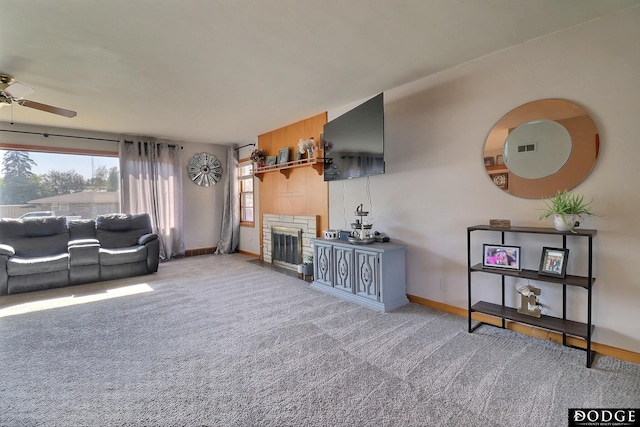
(484, 99), (599, 199)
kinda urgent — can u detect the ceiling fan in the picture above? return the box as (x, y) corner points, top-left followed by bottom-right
(0, 73), (77, 118)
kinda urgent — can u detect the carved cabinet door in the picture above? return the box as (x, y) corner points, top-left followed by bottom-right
(314, 242), (333, 286)
(333, 246), (354, 293)
(354, 250), (379, 301)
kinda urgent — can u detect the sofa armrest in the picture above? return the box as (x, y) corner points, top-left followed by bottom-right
(0, 244), (16, 257)
(138, 233), (158, 245)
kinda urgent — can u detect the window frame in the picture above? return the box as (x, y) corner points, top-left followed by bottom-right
(238, 158), (255, 228)
(0, 142), (120, 216)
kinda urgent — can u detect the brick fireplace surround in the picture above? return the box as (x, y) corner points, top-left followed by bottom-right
(262, 214), (318, 265)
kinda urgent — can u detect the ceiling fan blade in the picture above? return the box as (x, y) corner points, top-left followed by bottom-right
(17, 99), (77, 118)
(4, 81), (36, 99)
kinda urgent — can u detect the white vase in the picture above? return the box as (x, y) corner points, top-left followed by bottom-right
(553, 213), (578, 231)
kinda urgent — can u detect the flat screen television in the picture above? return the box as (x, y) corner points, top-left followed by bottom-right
(323, 93), (384, 181)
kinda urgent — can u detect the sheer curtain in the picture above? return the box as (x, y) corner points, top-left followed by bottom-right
(215, 146), (239, 254)
(119, 140), (185, 261)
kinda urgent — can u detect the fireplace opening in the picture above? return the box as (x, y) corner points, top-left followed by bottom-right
(271, 226), (303, 270)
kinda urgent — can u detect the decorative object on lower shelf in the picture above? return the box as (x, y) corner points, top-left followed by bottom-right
(516, 284), (542, 318)
(538, 189), (595, 233)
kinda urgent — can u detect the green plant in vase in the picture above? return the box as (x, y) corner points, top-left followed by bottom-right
(302, 254), (314, 277)
(539, 189), (595, 232)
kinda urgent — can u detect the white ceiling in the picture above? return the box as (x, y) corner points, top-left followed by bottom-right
(1, 0), (639, 145)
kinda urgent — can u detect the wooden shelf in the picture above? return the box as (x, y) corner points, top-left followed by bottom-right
(468, 224), (597, 237)
(470, 264), (595, 289)
(472, 301), (594, 339)
(253, 158), (323, 181)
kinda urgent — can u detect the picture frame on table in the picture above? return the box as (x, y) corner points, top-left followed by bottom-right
(266, 156), (277, 167)
(538, 247), (569, 278)
(482, 244), (521, 270)
(278, 147), (290, 165)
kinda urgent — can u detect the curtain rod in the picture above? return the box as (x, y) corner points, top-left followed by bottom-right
(123, 140), (183, 149)
(0, 128), (119, 142)
(0, 129), (183, 148)
(234, 143), (255, 152)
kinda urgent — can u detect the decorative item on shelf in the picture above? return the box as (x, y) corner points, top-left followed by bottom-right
(484, 156), (495, 167)
(348, 204), (376, 245)
(266, 156), (277, 167)
(516, 284), (542, 318)
(250, 148), (267, 169)
(538, 189), (596, 232)
(298, 137), (318, 160)
(482, 244), (521, 270)
(323, 229), (339, 239)
(278, 147), (290, 165)
(538, 247), (569, 278)
(489, 219), (511, 228)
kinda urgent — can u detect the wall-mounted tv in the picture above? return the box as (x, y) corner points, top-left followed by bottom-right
(323, 93), (384, 181)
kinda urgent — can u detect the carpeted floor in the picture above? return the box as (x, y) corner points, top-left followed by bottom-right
(0, 254), (638, 426)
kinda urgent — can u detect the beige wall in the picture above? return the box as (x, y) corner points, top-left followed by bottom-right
(328, 8), (640, 352)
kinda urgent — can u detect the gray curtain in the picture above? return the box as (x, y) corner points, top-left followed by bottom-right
(119, 140), (185, 260)
(215, 146), (239, 254)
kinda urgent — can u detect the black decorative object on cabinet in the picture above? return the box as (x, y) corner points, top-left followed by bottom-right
(467, 225), (596, 367)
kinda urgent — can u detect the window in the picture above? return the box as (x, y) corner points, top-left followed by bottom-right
(0, 147), (119, 219)
(238, 160), (254, 226)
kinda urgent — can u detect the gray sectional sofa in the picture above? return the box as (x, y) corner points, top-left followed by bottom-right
(0, 213), (160, 295)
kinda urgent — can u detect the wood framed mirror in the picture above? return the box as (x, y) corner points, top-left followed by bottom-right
(483, 99), (599, 199)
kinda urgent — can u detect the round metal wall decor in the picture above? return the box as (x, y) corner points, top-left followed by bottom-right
(188, 152), (223, 186)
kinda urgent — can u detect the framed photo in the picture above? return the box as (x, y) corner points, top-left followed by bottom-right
(278, 147), (290, 165)
(482, 244), (521, 270)
(484, 156), (495, 167)
(496, 154), (504, 165)
(538, 247), (569, 278)
(294, 150), (302, 163)
(266, 156), (277, 167)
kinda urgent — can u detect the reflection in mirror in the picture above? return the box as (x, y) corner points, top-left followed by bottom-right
(504, 119), (571, 179)
(484, 99), (599, 199)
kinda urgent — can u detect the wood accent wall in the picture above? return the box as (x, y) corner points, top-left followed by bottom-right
(257, 112), (328, 258)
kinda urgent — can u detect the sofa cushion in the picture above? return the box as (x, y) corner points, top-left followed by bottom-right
(99, 246), (148, 266)
(68, 219), (97, 241)
(7, 253), (70, 276)
(24, 217), (67, 236)
(96, 214), (152, 249)
(0, 217), (69, 257)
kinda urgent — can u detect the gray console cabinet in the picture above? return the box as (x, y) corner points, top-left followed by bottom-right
(311, 238), (408, 312)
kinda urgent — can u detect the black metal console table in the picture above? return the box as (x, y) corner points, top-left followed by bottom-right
(467, 225), (596, 368)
